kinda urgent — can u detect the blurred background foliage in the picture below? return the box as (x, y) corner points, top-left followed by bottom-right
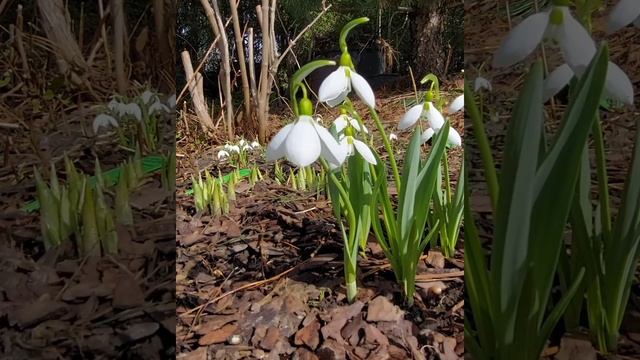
(177, 0), (463, 99)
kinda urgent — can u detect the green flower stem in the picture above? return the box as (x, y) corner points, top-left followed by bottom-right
(339, 17), (369, 54)
(369, 107), (402, 193)
(443, 150), (452, 203)
(465, 82), (499, 213)
(320, 159), (359, 303)
(592, 116), (611, 242)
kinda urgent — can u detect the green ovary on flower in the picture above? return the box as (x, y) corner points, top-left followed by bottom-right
(550, 7), (564, 25)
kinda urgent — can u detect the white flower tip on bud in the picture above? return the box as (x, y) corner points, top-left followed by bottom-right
(389, 133), (398, 141)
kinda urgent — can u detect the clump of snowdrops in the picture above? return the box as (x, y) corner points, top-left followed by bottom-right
(265, 17), (462, 305)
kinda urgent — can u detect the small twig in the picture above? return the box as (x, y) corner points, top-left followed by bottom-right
(54, 255), (89, 301)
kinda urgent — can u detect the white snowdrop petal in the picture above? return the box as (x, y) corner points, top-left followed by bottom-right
(125, 103), (142, 121)
(607, 0), (640, 33)
(353, 139), (377, 165)
(217, 150), (230, 159)
(326, 89), (349, 107)
(426, 103), (445, 131)
(420, 128), (435, 144)
(285, 117), (321, 167)
(604, 62), (635, 105)
(266, 123), (294, 161)
(389, 133), (398, 141)
(474, 77), (492, 92)
(446, 127), (462, 148)
(558, 8), (596, 69)
(168, 94), (176, 108)
(492, 12), (549, 68)
(318, 67), (349, 105)
(398, 103), (424, 130)
(448, 94), (464, 113)
(93, 114), (118, 134)
(543, 64), (574, 102)
(350, 71), (376, 108)
(333, 116), (348, 133)
(312, 117), (347, 166)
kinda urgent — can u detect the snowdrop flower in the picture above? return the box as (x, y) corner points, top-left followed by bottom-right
(168, 94), (176, 108)
(239, 139), (247, 147)
(122, 103), (142, 121)
(228, 145), (240, 153)
(398, 99), (462, 148)
(140, 90), (157, 105)
(250, 141), (260, 149)
(93, 114), (118, 134)
(217, 150), (230, 160)
(607, 0), (640, 33)
(492, 4), (594, 69)
(266, 115), (346, 167)
(389, 133), (398, 141)
(148, 101), (170, 115)
(448, 94), (464, 114)
(398, 101), (445, 131)
(242, 144), (252, 152)
(337, 131), (377, 165)
(474, 77), (492, 92)
(318, 65), (375, 108)
(495, 2), (634, 105)
(107, 99), (122, 114)
(421, 127), (462, 148)
(333, 113), (368, 134)
(543, 61), (634, 105)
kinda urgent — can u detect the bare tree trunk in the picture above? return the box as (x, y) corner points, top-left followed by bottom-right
(247, 27), (257, 108)
(199, 0), (234, 139)
(229, 0), (252, 127)
(112, 0), (127, 94)
(256, 1), (271, 143)
(36, 0), (88, 86)
(413, 0), (447, 77)
(181, 50), (215, 132)
(152, 0), (170, 72)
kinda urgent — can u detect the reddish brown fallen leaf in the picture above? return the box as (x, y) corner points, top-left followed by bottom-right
(294, 318), (321, 350)
(198, 323), (238, 346)
(259, 326), (282, 351)
(366, 296), (404, 323)
(555, 336), (596, 360)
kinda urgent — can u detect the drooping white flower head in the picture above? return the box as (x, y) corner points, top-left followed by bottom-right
(448, 94), (464, 114)
(607, 0), (640, 34)
(266, 115), (346, 167)
(389, 133), (398, 141)
(492, 5), (594, 69)
(168, 94), (177, 108)
(93, 114), (119, 134)
(228, 145), (240, 153)
(474, 77), (493, 92)
(242, 144), (252, 152)
(141, 90), (157, 105)
(217, 150), (230, 160)
(148, 101), (170, 115)
(495, 3), (635, 105)
(318, 66), (375, 108)
(337, 134), (377, 165)
(398, 102), (445, 131)
(123, 103), (142, 121)
(250, 141), (261, 149)
(543, 62), (635, 105)
(399, 98), (462, 148)
(333, 114), (368, 134)
(239, 139), (247, 147)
